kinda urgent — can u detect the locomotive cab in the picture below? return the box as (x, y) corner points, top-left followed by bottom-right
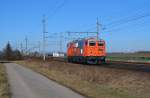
(84, 39), (106, 64)
(67, 38), (106, 64)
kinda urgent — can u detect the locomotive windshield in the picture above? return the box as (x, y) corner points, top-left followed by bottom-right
(98, 42), (104, 46)
(89, 41), (96, 46)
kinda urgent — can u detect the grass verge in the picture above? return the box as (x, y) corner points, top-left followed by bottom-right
(16, 60), (150, 98)
(0, 63), (10, 98)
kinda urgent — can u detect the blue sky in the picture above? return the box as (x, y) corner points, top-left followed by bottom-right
(0, 0), (150, 52)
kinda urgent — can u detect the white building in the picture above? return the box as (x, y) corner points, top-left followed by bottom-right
(52, 52), (65, 57)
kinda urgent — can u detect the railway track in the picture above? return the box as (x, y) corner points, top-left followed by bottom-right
(103, 61), (150, 73)
(26, 57), (150, 73)
(48, 57), (150, 73)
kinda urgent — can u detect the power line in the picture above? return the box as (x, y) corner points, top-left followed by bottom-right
(104, 12), (150, 29)
(69, 12), (150, 34)
(49, 0), (68, 19)
(84, 12), (150, 36)
(68, 18), (102, 40)
(104, 20), (150, 33)
(102, 13), (150, 33)
(105, 8), (148, 27)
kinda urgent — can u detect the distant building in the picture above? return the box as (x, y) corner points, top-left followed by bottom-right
(52, 52), (65, 57)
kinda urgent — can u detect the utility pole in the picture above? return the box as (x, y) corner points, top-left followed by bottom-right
(25, 36), (28, 55)
(38, 41), (41, 53)
(42, 15), (48, 61)
(96, 18), (100, 40)
(60, 32), (63, 52)
(20, 43), (23, 54)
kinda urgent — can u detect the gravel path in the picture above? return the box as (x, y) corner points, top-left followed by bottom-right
(5, 63), (85, 98)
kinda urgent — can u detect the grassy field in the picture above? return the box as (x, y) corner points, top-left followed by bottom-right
(107, 52), (150, 62)
(16, 59), (150, 98)
(0, 64), (10, 98)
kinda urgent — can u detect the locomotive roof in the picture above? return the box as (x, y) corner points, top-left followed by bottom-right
(68, 37), (105, 44)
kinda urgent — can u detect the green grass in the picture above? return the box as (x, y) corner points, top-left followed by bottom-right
(107, 53), (150, 62)
(0, 64), (10, 98)
(15, 60), (147, 98)
(107, 57), (150, 63)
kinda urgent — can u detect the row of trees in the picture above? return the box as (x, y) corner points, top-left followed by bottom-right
(0, 42), (22, 60)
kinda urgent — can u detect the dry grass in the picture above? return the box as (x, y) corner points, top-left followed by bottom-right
(16, 59), (150, 98)
(0, 64), (10, 98)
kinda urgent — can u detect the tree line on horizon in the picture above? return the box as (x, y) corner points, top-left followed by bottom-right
(0, 42), (22, 60)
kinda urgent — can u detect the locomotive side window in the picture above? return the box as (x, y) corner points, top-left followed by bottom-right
(98, 42), (104, 46)
(74, 43), (78, 47)
(89, 41), (96, 46)
(79, 41), (84, 48)
(67, 44), (69, 47)
(85, 41), (88, 46)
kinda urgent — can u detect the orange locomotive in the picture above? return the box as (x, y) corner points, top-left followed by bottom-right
(67, 38), (106, 64)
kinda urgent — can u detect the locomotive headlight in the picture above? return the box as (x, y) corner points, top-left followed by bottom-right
(81, 49), (83, 54)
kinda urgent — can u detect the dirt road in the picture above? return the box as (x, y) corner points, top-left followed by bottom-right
(5, 63), (85, 98)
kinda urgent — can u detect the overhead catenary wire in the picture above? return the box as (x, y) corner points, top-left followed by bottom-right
(82, 8), (150, 32)
(104, 20), (150, 33)
(84, 12), (150, 33)
(104, 12), (150, 29)
(48, 0), (68, 19)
